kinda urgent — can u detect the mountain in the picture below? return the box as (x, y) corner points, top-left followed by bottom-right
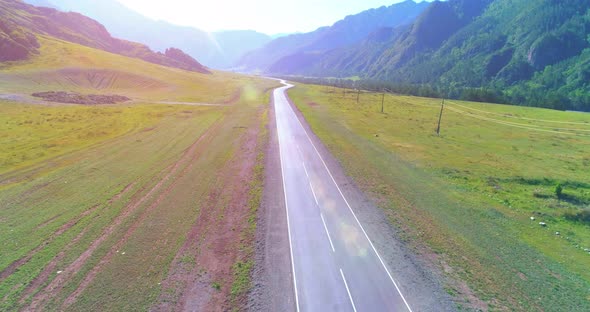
(237, 0), (431, 71)
(212, 30), (272, 69)
(19, 0), (55, 8)
(24, 0), (271, 68)
(0, 0), (210, 73)
(264, 0), (590, 111)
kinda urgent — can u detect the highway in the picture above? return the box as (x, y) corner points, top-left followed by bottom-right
(274, 81), (413, 311)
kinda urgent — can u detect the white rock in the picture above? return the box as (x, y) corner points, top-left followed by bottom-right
(555, 232), (560, 235)
(530, 216), (535, 221)
(539, 222), (546, 227)
(57, 271), (63, 274)
(121, 252), (126, 255)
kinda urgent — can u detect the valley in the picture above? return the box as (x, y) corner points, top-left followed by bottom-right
(0, 24), (279, 311)
(1, 0), (589, 311)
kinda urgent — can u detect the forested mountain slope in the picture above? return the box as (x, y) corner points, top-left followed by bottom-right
(268, 0), (590, 111)
(238, 0), (429, 71)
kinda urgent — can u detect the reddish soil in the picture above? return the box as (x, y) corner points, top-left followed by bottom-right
(61, 120), (224, 309)
(6, 181), (134, 278)
(0, 203), (102, 284)
(31, 91), (131, 105)
(19, 227), (90, 304)
(26, 119), (223, 310)
(247, 99), (295, 311)
(152, 109), (264, 312)
(223, 89), (243, 104)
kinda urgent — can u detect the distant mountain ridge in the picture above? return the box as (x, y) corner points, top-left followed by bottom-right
(24, 0), (272, 69)
(1, 0), (210, 73)
(256, 0), (590, 111)
(238, 0), (431, 71)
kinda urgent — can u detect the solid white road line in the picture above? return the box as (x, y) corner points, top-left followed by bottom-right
(340, 269), (358, 312)
(275, 87), (300, 312)
(320, 213), (336, 252)
(285, 86), (414, 312)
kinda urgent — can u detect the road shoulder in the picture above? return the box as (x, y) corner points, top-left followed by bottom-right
(283, 87), (456, 312)
(248, 93), (295, 311)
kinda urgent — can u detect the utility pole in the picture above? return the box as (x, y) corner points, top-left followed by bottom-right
(436, 98), (445, 136)
(356, 89), (360, 103)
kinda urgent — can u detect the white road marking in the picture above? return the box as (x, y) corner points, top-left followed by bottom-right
(302, 161), (319, 206)
(340, 269), (357, 312)
(308, 181), (319, 206)
(301, 161), (309, 178)
(275, 87), (300, 312)
(320, 213), (335, 252)
(285, 85), (414, 312)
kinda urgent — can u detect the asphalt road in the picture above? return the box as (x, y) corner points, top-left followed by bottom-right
(274, 81), (414, 312)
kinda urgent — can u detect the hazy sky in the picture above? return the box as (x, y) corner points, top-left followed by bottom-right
(116, 0), (429, 34)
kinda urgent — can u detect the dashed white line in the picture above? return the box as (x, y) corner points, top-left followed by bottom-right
(340, 269), (357, 312)
(320, 213), (335, 252)
(302, 161), (319, 205)
(275, 87), (300, 312)
(296, 144), (303, 157)
(301, 161), (309, 178)
(285, 84), (414, 312)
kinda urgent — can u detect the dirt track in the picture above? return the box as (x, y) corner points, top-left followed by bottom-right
(152, 106), (267, 311)
(25, 119), (225, 310)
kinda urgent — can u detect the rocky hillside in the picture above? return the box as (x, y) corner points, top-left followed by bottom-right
(0, 18), (39, 61)
(0, 0), (210, 73)
(25, 0), (272, 69)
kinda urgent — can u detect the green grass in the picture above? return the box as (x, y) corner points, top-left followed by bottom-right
(0, 34), (280, 311)
(0, 108), (214, 309)
(0, 35), (279, 177)
(0, 36), (252, 102)
(0, 102), (185, 175)
(289, 84), (590, 311)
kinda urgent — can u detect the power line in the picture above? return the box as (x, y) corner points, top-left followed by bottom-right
(446, 100), (590, 126)
(445, 106), (590, 137)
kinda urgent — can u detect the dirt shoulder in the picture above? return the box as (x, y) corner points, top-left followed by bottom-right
(248, 91), (295, 311)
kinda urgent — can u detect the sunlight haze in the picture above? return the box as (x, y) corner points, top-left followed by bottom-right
(116, 0), (430, 34)
(3, 0), (589, 310)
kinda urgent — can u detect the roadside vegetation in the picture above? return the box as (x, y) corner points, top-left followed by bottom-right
(288, 83), (590, 311)
(0, 35), (279, 311)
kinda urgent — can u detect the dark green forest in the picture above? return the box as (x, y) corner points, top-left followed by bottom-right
(257, 0), (590, 111)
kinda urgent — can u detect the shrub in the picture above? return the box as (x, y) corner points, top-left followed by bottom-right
(563, 208), (590, 224)
(555, 183), (563, 199)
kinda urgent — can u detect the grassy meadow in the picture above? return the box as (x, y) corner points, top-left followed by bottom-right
(288, 84), (590, 311)
(0, 36), (279, 311)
